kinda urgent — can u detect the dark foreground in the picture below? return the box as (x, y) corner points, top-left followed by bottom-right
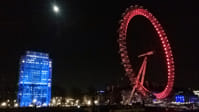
(0, 105), (198, 112)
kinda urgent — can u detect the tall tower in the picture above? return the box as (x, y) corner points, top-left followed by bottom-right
(17, 51), (52, 107)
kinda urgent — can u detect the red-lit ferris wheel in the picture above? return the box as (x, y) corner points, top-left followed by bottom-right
(118, 5), (175, 103)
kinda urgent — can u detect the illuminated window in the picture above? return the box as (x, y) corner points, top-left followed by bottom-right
(175, 95), (185, 103)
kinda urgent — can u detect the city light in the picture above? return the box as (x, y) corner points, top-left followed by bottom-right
(52, 99), (56, 104)
(193, 90), (199, 96)
(14, 103), (19, 107)
(29, 104), (33, 107)
(175, 95), (185, 103)
(87, 100), (91, 106)
(1, 102), (6, 107)
(66, 99), (69, 103)
(33, 99), (37, 103)
(94, 100), (99, 105)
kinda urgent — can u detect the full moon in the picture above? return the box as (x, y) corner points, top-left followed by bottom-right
(53, 5), (59, 13)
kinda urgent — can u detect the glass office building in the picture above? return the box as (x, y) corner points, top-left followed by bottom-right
(17, 51), (52, 107)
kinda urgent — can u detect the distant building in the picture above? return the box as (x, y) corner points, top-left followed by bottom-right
(17, 51), (52, 107)
(172, 88), (199, 103)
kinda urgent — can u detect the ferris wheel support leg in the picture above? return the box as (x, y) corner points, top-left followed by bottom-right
(127, 57), (148, 105)
(141, 57), (147, 85)
(136, 57), (146, 81)
(127, 85), (136, 104)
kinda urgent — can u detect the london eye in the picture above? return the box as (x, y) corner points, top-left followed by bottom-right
(118, 5), (175, 102)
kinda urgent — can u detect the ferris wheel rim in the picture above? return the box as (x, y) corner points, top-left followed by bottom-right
(118, 5), (175, 99)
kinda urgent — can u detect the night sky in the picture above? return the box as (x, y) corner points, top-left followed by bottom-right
(0, 0), (199, 95)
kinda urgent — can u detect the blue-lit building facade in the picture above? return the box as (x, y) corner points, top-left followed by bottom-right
(17, 51), (52, 107)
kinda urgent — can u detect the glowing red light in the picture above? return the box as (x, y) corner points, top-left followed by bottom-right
(118, 6), (175, 99)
